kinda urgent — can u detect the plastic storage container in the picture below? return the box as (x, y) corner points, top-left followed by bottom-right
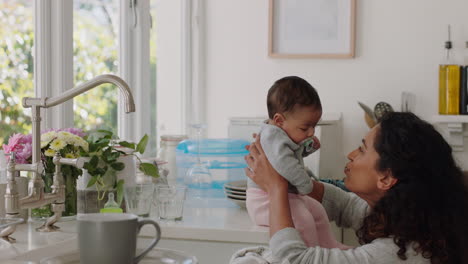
(176, 138), (249, 192)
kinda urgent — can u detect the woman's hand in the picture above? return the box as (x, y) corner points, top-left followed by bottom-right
(244, 134), (288, 193)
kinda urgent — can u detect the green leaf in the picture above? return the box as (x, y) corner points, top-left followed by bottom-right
(89, 155), (99, 168)
(83, 162), (91, 171)
(96, 139), (111, 149)
(111, 162), (125, 171)
(87, 130), (114, 143)
(119, 141), (135, 149)
(102, 147), (113, 163)
(95, 168), (107, 175)
(86, 176), (97, 188)
(116, 179), (124, 205)
(139, 162), (159, 178)
(89, 143), (98, 153)
(136, 134), (149, 154)
(96, 129), (113, 136)
(107, 151), (120, 162)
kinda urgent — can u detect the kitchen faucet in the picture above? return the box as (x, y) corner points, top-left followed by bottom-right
(0, 74), (135, 242)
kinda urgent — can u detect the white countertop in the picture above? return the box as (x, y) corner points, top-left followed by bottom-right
(141, 198), (269, 244)
(1, 198), (269, 262)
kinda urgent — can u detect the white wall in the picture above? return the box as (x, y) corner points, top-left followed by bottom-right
(199, 0), (468, 169)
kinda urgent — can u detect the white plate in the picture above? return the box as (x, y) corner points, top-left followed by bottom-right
(39, 247), (198, 264)
(226, 197), (246, 209)
(223, 188), (246, 195)
(224, 180), (247, 191)
(225, 193), (246, 200)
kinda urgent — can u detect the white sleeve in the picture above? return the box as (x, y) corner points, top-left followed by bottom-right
(270, 228), (408, 264)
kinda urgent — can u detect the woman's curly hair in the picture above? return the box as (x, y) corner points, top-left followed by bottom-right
(356, 112), (468, 263)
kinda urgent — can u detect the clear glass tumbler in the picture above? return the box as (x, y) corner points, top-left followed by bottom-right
(155, 185), (187, 221)
(124, 183), (155, 217)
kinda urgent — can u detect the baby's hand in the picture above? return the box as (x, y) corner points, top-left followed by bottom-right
(302, 137), (320, 154)
(311, 136), (320, 150)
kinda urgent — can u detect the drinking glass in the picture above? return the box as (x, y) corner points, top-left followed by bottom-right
(184, 124), (212, 198)
(124, 183), (155, 217)
(155, 185), (187, 221)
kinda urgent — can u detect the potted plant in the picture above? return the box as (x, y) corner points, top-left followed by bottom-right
(78, 130), (158, 213)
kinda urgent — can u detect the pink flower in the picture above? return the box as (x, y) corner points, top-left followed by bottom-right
(2, 133), (32, 164)
(21, 134), (32, 145)
(2, 128), (86, 164)
(16, 143), (32, 162)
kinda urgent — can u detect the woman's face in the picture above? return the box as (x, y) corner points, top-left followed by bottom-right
(344, 125), (388, 206)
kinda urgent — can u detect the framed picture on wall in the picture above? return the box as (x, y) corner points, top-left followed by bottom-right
(268, 0), (356, 59)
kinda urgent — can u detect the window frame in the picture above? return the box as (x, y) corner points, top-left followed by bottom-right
(34, 0), (199, 150)
(181, 0), (205, 135)
(34, 0), (156, 147)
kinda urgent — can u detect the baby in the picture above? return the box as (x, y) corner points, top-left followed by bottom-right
(246, 76), (348, 249)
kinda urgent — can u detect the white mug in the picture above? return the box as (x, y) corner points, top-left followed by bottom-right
(78, 213), (161, 264)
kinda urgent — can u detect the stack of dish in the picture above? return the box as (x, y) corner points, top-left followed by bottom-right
(223, 180), (247, 208)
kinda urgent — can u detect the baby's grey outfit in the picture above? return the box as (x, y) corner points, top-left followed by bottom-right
(269, 183), (430, 263)
(247, 123), (316, 194)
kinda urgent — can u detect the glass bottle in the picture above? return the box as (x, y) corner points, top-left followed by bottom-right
(439, 25), (460, 115)
(461, 41), (468, 115)
(184, 124), (213, 198)
(158, 135), (188, 185)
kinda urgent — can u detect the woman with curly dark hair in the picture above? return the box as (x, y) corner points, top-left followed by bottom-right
(245, 112), (468, 263)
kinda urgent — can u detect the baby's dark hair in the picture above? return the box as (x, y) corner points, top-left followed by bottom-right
(267, 76), (322, 119)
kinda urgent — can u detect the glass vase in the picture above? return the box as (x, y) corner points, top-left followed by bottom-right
(30, 169), (78, 221)
(77, 169), (125, 214)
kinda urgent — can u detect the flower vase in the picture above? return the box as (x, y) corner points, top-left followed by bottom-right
(30, 169), (78, 221)
(77, 169), (125, 214)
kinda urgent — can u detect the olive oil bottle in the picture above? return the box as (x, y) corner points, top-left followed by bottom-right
(439, 25), (460, 115)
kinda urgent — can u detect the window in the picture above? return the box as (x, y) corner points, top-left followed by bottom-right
(73, 1), (119, 134)
(0, 0), (34, 144)
(1, 0), (190, 158)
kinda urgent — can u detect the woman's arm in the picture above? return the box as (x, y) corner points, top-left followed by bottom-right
(267, 181), (294, 236)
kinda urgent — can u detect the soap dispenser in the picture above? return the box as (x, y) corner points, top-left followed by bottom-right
(100, 193), (123, 213)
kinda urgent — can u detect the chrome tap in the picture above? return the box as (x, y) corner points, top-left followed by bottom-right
(2, 74), (135, 242)
(0, 152), (43, 242)
(36, 153), (88, 232)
